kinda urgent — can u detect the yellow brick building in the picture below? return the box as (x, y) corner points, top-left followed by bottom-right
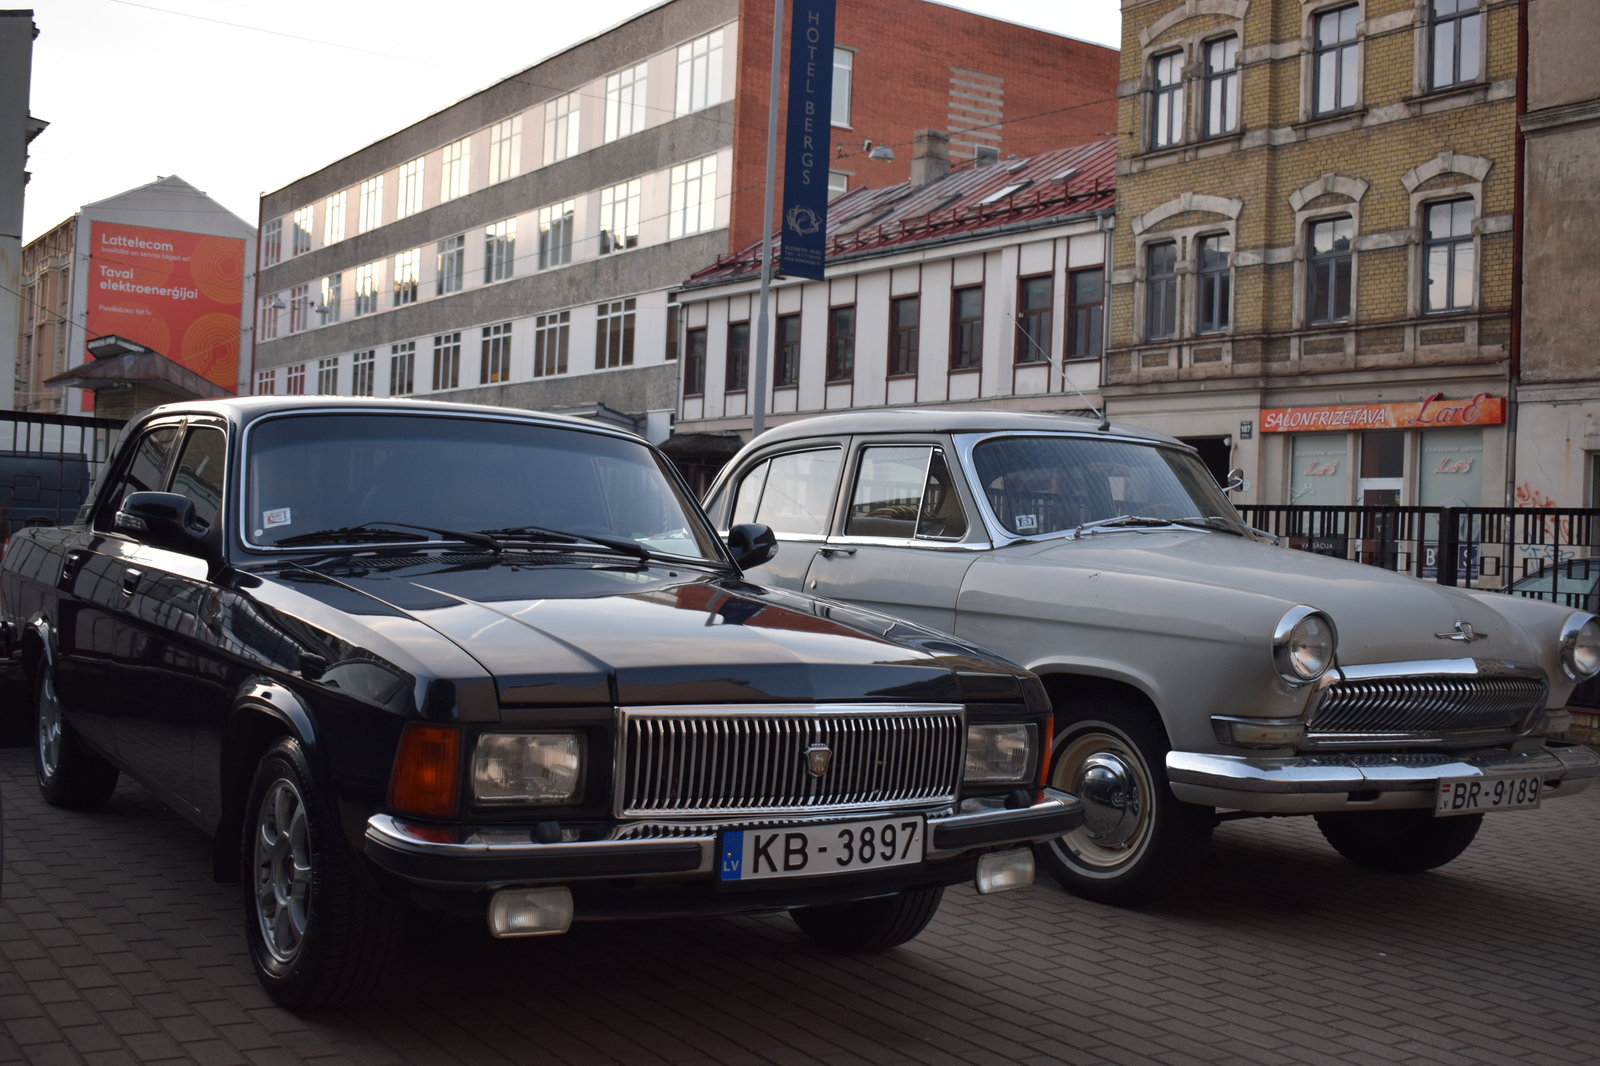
(1104, 0), (1516, 510)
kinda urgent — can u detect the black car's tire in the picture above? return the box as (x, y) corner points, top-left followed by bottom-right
(34, 663), (119, 811)
(1315, 809), (1482, 873)
(241, 738), (404, 1010)
(1035, 697), (1213, 907)
(791, 886), (944, 950)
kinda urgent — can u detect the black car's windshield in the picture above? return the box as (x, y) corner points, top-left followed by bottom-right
(245, 414), (721, 559)
(970, 435), (1248, 537)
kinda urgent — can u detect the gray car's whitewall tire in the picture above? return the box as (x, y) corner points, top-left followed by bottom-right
(1035, 697), (1214, 906)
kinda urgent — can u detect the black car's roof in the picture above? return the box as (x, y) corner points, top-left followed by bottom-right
(745, 409), (1185, 449)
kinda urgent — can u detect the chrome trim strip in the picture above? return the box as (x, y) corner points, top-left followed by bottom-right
(1334, 659), (1546, 682)
(366, 813), (715, 871)
(1167, 745), (1600, 796)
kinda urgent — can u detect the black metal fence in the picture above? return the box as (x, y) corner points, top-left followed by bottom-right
(1237, 504), (1600, 602)
(0, 412), (126, 542)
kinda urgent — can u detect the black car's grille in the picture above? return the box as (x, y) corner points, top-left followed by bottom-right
(1308, 674), (1547, 741)
(617, 706), (965, 818)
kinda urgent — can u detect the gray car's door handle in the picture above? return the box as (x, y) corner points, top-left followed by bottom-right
(817, 546), (856, 558)
(122, 568), (142, 596)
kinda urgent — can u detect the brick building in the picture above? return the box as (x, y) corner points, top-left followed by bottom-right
(1103, 0), (1517, 510)
(251, 0), (1115, 439)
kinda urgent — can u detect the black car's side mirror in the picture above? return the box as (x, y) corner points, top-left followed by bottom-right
(115, 491), (210, 555)
(727, 523), (778, 569)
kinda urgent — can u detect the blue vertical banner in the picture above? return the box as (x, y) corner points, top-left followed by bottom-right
(778, 0), (836, 280)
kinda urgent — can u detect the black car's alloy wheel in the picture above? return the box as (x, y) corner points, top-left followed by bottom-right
(791, 886), (944, 950)
(1315, 808), (1483, 873)
(34, 662), (119, 811)
(1036, 697), (1213, 906)
(241, 738), (404, 1010)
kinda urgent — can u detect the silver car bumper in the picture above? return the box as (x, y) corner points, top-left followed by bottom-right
(1166, 743), (1600, 814)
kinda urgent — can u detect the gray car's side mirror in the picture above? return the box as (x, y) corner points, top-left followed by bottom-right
(727, 523), (778, 569)
(115, 491), (210, 556)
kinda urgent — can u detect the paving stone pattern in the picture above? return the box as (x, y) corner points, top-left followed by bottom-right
(2, 746), (1598, 1066)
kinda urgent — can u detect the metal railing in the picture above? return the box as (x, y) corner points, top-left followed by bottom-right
(0, 412), (126, 540)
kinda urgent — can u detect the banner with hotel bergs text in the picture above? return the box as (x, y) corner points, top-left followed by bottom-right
(1261, 393), (1505, 433)
(778, 0), (836, 280)
(86, 221), (245, 398)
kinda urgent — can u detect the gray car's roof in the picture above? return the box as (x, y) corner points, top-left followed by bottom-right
(747, 408), (1186, 449)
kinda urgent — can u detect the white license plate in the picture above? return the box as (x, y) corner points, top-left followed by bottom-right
(719, 815), (925, 881)
(1435, 775), (1542, 816)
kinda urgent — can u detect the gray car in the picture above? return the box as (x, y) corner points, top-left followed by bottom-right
(703, 410), (1600, 905)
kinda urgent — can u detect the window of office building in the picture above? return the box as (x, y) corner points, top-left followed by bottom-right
(1015, 277), (1052, 363)
(1146, 242), (1178, 339)
(777, 313), (801, 386)
(256, 369), (275, 395)
(1314, 6), (1360, 115)
(1424, 199), (1474, 313)
(832, 49), (853, 127)
(534, 311), (569, 377)
(676, 30), (724, 116)
(324, 191), (346, 245)
(390, 342), (415, 396)
(396, 157), (423, 219)
(485, 219), (516, 282)
(319, 274), (341, 325)
(951, 286), (983, 370)
(261, 219), (282, 266)
(316, 356), (339, 395)
(890, 295), (919, 377)
(666, 301), (680, 361)
(1151, 52), (1184, 149)
(1204, 36), (1240, 137)
(288, 284), (309, 333)
(669, 155), (718, 239)
(537, 201), (574, 269)
(543, 92), (580, 164)
(393, 248), (420, 306)
(725, 320), (750, 392)
(684, 327), (707, 395)
(260, 294), (280, 340)
(436, 234), (464, 295)
(432, 332), (461, 390)
(358, 176), (383, 233)
(351, 350), (375, 396)
(605, 63), (648, 142)
(595, 299), (636, 369)
(1431, 0), (1481, 90)
(481, 322), (512, 384)
(1197, 234), (1232, 333)
(1307, 216), (1354, 324)
(827, 305), (855, 382)
(599, 179), (640, 254)
(285, 363), (306, 395)
(292, 207), (313, 256)
(488, 116), (521, 184)
(354, 261), (381, 316)
(828, 172), (848, 200)
(1067, 269), (1103, 358)
(440, 138), (470, 202)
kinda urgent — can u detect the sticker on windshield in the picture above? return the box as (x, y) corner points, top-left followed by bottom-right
(262, 508), (292, 529)
(1015, 514), (1038, 531)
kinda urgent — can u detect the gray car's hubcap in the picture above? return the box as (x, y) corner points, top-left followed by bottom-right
(37, 674), (63, 781)
(1075, 751), (1142, 847)
(1049, 730), (1155, 871)
(254, 778), (312, 964)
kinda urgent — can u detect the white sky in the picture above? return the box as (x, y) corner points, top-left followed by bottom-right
(20, 0), (1121, 244)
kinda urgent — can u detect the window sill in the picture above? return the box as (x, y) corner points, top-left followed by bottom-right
(886, 372), (917, 380)
(725, 389), (747, 395)
(948, 366), (980, 375)
(1293, 107), (1366, 133)
(825, 378), (854, 385)
(774, 383), (798, 390)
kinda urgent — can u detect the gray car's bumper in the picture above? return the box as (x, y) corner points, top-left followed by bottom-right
(1166, 743), (1600, 813)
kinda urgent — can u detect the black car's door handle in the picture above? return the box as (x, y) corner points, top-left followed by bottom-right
(122, 568), (143, 596)
(60, 550), (88, 587)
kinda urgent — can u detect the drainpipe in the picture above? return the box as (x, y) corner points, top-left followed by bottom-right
(1505, 0), (1528, 509)
(1098, 210), (1114, 411)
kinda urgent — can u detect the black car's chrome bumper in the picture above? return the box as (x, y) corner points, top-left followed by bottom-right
(1167, 743), (1600, 813)
(363, 789), (1083, 890)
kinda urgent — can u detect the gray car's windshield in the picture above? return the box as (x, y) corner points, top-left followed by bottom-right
(245, 414), (720, 559)
(970, 436), (1247, 537)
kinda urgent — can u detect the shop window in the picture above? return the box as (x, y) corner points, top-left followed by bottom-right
(1289, 432), (1348, 505)
(1307, 217), (1353, 325)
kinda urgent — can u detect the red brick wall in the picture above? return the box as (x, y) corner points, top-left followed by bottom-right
(729, 0), (1118, 252)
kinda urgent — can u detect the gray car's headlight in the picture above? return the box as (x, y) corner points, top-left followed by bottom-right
(964, 723), (1037, 783)
(472, 734), (582, 805)
(1559, 613), (1600, 681)
(1273, 605), (1336, 684)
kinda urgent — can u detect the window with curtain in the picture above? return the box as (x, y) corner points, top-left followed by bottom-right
(1145, 242), (1178, 340)
(1151, 52), (1184, 149)
(1307, 217), (1354, 324)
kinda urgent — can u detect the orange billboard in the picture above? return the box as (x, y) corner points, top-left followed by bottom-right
(1261, 393), (1506, 433)
(85, 221), (245, 396)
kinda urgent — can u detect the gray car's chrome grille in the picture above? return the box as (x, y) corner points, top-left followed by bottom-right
(1308, 675), (1547, 740)
(617, 705), (965, 818)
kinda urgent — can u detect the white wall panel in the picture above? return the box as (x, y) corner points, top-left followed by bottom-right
(1069, 232), (1105, 267)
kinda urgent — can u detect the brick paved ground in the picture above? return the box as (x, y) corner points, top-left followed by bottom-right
(2, 745), (1598, 1066)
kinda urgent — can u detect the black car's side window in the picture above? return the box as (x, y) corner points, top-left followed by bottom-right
(846, 447), (969, 541)
(732, 448), (842, 536)
(170, 427), (227, 532)
(96, 425), (182, 530)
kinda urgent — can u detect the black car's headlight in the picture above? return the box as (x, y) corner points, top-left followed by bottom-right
(1273, 605), (1336, 684)
(472, 734), (582, 805)
(964, 723), (1037, 784)
(1559, 613), (1600, 681)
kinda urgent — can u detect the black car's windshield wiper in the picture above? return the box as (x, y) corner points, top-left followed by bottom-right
(1070, 514), (1245, 538)
(274, 521), (504, 552)
(474, 525), (651, 561)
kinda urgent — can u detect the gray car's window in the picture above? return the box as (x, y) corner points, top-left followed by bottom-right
(170, 427), (226, 532)
(736, 448), (841, 536)
(972, 436), (1243, 536)
(846, 447), (969, 541)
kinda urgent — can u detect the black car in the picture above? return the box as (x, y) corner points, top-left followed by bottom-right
(0, 398), (1079, 1009)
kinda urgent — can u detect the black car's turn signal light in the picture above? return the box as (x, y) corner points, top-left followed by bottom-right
(389, 724), (461, 818)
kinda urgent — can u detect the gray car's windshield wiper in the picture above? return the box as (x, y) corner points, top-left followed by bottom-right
(274, 521), (503, 552)
(1070, 514), (1245, 538)
(474, 525), (651, 561)
(1167, 515), (1248, 537)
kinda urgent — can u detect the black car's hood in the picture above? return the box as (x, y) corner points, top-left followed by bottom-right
(273, 555), (1013, 709)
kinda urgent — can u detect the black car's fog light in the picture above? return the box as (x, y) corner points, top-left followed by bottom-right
(488, 887), (573, 937)
(472, 734), (582, 805)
